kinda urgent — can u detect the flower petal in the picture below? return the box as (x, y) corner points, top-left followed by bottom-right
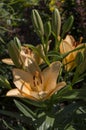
(26, 58), (41, 75)
(60, 41), (74, 54)
(6, 89), (22, 97)
(6, 88), (40, 101)
(63, 52), (76, 71)
(13, 69), (34, 91)
(2, 58), (14, 65)
(60, 41), (76, 71)
(64, 35), (75, 46)
(43, 81), (66, 100)
(42, 61), (62, 91)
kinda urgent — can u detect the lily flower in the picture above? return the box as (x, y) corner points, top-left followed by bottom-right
(6, 60), (66, 101)
(2, 44), (44, 67)
(60, 35), (85, 71)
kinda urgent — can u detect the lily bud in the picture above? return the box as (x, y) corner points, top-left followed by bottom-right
(14, 37), (21, 51)
(52, 8), (61, 37)
(62, 15), (74, 37)
(32, 9), (44, 38)
(8, 41), (23, 68)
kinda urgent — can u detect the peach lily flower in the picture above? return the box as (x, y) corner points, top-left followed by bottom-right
(2, 46), (33, 66)
(6, 60), (66, 101)
(60, 35), (85, 71)
(2, 45), (44, 67)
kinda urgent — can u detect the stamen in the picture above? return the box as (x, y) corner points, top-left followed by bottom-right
(33, 76), (36, 87)
(32, 71), (43, 91)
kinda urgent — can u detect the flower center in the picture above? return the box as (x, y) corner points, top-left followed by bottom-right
(33, 71), (43, 92)
(38, 91), (47, 99)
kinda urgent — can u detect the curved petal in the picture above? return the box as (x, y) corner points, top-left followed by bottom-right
(2, 58), (14, 65)
(6, 88), (40, 101)
(64, 35), (75, 46)
(44, 81), (66, 100)
(60, 41), (74, 54)
(26, 58), (41, 75)
(13, 69), (35, 91)
(21, 90), (40, 101)
(63, 52), (76, 71)
(6, 89), (22, 97)
(60, 41), (76, 71)
(42, 61), (62, 91)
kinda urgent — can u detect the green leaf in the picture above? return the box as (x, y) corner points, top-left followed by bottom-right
(36, 115), (54, 130)
(3, 120), (14, 130)
(14, 99), (36, 120)
(75, 51), (84, 65)
(0, 75), (11, 89)
(58, 89), (86, 101)
(54, 103), (79, 129)
(3, 120), (27, 130)
(0, 37), (5, 44)
(21, 98), (47, 108)
(0, 108), (34, 125)
(72, 45), (86, 84)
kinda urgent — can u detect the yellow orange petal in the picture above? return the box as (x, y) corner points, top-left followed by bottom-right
(42, 61), (62, 91)
(2, 58), (14, 65)
(13, 69), (34, 90)
(44, 81), (66, 100)
(63, 52), (76, 71)
(6, 89), (22, 97)
(64, 35), (75, 46)
(6, 88), (40, 101)
(60, 41), (74, 54)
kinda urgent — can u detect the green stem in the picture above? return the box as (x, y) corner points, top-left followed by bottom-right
(41, 36), (50, 65)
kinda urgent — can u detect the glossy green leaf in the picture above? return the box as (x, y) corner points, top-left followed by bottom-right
(14, 99), (36, 120)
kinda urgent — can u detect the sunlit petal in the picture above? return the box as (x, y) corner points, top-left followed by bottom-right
(6, 88), (40, 101)
(26, 58), (41, 75)
(6, 89), (22, 97)
(21, 91), (40, 101)
(13, 69), (34, 90)
(64, 35), (75, 46)
(44, 81), (66, 100)
(60, 40), (76, 71)
(63, 52), (76, 71)
(60, 41), (74, 54)
(2, 58), (14, 65)
(42, 61), (62, 91)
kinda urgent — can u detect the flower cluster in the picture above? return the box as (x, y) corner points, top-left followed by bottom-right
(2, 8), (86, 103)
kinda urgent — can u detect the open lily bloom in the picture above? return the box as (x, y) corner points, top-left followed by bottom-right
(6, 60), (66, 101)
(60, 35), (85, 71)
